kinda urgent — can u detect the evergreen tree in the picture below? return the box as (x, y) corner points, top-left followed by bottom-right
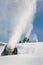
(23, 37), (29, 43)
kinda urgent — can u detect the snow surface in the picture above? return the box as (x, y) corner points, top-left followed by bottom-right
(0, 42), (43, 65)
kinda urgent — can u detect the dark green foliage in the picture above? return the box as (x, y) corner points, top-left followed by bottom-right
(1, 46), (9, 56)
(12, 47), (17, 55)
(23, 37), (29, 43)
(19, 41), (21, 43)
(19, 37), (29, 43)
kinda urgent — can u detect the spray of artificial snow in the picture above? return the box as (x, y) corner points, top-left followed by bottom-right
(7, 0), (37, 50)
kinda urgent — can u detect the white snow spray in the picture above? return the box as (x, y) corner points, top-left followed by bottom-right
(7, 0), (37, 50)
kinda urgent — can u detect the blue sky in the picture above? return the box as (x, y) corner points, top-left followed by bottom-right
(32, 0), (43, 42)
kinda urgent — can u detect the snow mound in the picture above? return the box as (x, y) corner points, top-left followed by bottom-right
(0, 42), (43, 65)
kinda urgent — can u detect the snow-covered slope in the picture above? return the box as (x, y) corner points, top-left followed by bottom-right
(0, 42), (43, 65)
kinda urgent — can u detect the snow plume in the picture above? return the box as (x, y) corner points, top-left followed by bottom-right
(29, 34), (38, 42)
(7, 0), (37, 49)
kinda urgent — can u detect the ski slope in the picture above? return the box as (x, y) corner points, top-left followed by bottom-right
(0, 42), (43, 65)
